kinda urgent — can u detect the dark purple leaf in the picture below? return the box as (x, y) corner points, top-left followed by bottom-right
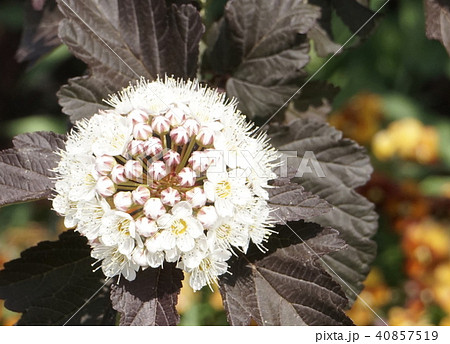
(269, 118), (377, 305)
(56, 0), (204, 123)
(268, 182), (331, 223)
(0, 230), (116, 325)
(0, 131), (65, 207)
(219, 222), (352, 325)
(110, 263), (183, 326)
(207, 0), (320, 118)
(16, 0), (63, 64)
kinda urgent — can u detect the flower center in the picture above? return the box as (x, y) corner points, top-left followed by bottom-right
(216, 181), (232, 198)
(217, 224), (232, 240)
(171, 219), (188, 235)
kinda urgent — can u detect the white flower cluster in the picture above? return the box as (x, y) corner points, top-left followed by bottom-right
(52, 78), (279, 290)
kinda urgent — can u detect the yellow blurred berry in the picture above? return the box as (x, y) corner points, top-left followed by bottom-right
(389, 118), (424, 160)
(347, 268), (391, 325)
(329, 93), (383, 144)
(372, 130), (396, 160)
(432, 263), (450, 313)
(415, 127), (439, 164)
(388, 302), (431, 326)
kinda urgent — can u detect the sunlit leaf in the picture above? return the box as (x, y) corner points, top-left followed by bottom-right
(207, 0), (320, 118)
(269, 118), (377, 305)
(220, 222), (352, 325)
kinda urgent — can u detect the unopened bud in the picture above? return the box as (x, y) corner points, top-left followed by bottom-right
(183, 118), (200, 137)
(163, 150), (181, 168)
(111, 164), (128, 184)
(135, 217), (158, 237)
(178, 167), (196, 186)
(151, 115), (171, 134)
(188, 151), (211, 172)
(113, 191), (133, 211)
(169, 127), (190, 145)
(128, 140), (145, 156)
(143, 137), (163, 157)
(96, 176), (116, 197)
(144, 198), (166, 219)
(197, 206), (218, 229)
(124, 160), (143, 180)
(95, 155), (116, 175)
(132, 185), (151, 205)
(165, 106), (186, 126)
(133, 123), (153, 140)
(148, 161), (167, 181)
(161, 187), (181, 206)
(185, 187), (206, 208)
(128, 109), (150, 125)
(196, 127), (215, 146)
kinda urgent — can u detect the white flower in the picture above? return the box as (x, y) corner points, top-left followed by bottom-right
(52, 77), (278, 289)
(207, 217), (249, 252)
(203, 169), (252, 217)
(100, 211), (138, 257)
(157, 202), (204, 252)
(181, 244), (232, 291)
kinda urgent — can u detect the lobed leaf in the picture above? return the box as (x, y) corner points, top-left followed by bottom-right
(219, 222), (353, 325)
(56, 0), (204, 122)
(0, 131), (65, 207)
(207, 0), (320, 118)
(0, 230), (116, 325)
(269, 118), (377, 305)
(110, 263), (183, 326)
(268, 181), (331, 223)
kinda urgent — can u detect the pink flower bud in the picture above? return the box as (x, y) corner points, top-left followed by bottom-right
(169, 127), (190, 145)
(151, 115), (171, 134)
(111, 164), (128, 184)
(148, 161), (167, 181)
(165, 107), (186, 126)
(163, 150), (181, 168)
(135, 217), (158, 237)
(196, 127), (215, 146)
(185, 187), (206, 208)
(143, 137), (163, 157)
(144, 198), (166, 219)
(133, 123), (153, 140)
(128, 140), (145, 156)
(182, 118), (200, 137)
(132, 185), (151, 205)
(96, 176), (116, 197)
(124, 160), (144, 180)
(188, 151), (211, 172)
(95, 155), (116, 175)
(197, 206), (218, 229)
(178, 167), (196, 186)
(160, 187), (181, 206)
(113, 191), (133, 211)
(128, 109), (150, 125)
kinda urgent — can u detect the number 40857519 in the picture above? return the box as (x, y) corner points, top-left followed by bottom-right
(375, 330), (438, 341)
